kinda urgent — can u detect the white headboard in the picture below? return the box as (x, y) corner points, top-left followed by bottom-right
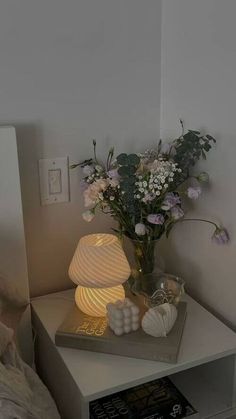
(0, 126), (32, 363)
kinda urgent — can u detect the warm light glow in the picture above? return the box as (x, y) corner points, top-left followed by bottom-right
(68, 234), (131, 317)
(69, 233), (131, 288)
(75, 285), (125, 317)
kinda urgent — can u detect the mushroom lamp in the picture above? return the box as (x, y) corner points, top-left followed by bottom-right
(68, 234), (131, 317)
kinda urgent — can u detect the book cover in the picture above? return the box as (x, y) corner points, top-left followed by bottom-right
(89, 377), (198, 419)
(55, 301), (187, 363)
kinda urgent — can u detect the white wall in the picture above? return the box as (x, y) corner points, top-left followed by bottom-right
(0, 1), (162, 296)
(161, 0), (236, 328)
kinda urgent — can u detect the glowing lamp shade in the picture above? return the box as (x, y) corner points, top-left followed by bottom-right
(68, 234), (131, 317)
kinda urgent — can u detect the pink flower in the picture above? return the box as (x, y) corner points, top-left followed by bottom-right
(135, 223), (146, 236)
(82, 210), (95, 222)
(212, 227), (229, 245)
(147, 214), (165, 225)
(109, 178), (119, 188)
(187, 186), (201, 200)
(83, 179), (109, 207)
(170, 206), (184, 220)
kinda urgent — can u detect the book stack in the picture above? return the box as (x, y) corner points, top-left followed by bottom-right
(56, 302), (187, 363)
(90, 377), (198, 419)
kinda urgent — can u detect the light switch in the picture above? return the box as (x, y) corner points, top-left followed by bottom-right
(38, 157), (70, 205)
(49, 169), (62, 194)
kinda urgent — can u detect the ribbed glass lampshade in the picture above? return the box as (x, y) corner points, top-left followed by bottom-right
(68, 234), (131, 317)
(69, 233), (131, 288)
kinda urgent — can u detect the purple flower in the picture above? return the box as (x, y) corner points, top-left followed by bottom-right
(212, 227), (230, 245)
(187, 186), (201, 200)
(161, 143), (171, 154)
(135, 223), (146, 236)
(170, 206), (184, 220)
(161, 193), (181, 211)
(147, 214), (165, 225)
(107, 169), (120, 179)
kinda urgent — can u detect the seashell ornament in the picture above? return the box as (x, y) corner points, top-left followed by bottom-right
(141, 303), (177, 338)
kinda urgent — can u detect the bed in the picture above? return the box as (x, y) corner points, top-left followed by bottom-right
(0, 127), (60, 418)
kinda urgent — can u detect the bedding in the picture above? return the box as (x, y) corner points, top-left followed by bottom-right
(0, 278), (60, 418)
(0, 319), (60, 419)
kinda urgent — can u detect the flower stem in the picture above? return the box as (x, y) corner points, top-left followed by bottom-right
(92, 139), (98, 163)
(178, 218), (218, 229)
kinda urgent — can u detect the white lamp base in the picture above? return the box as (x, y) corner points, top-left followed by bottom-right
(75, 285), (125, 317)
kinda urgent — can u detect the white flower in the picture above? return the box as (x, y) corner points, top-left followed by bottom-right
(187, 186), (202, 200)
(83, 165), (94, 176)
(135, 223), (146, 236)
(95, 165), (103, 173)
(82, 210), (95, 222)
(170, 206), (184, 220)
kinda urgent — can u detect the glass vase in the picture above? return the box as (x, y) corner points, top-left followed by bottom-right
(127, 238), (185, 308)
(128, 238), (161, 295)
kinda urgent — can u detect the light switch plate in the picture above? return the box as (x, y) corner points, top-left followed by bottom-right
(38, 157), (70, 205)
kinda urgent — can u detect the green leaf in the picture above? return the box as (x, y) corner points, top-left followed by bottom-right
(189, 130), (201, 135)
(201, 150), (207, 160)
(120, 176), (136, 190)
(127, 154), (140, 166)
(207, 134), (216, 143)
(118, 166), (136, 177)
(117, 153), (128, 165)
(120, 181), (132, 191)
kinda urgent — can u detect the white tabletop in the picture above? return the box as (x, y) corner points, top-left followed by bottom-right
(32, 289), (236, 402)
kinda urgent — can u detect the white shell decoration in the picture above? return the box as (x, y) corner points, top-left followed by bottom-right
(141, 303), (177, 338)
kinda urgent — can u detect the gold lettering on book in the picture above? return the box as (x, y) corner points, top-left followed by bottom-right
(76, 316), (107, 336)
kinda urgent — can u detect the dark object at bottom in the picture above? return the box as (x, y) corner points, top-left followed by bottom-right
(90, 376), (197, 419)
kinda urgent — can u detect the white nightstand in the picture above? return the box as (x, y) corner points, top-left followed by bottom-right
(32, 289), (236, 419)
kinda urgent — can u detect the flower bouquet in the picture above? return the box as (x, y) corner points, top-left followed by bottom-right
(71, 122), (229, 297)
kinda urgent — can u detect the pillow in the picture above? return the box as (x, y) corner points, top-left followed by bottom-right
(0, 277), (27, 338)
(0, 320), (13, 356)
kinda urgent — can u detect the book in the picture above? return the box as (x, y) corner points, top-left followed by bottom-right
(55, 300), (187, 363)
(89, 377), (198, 419)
